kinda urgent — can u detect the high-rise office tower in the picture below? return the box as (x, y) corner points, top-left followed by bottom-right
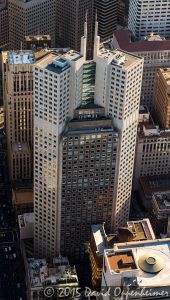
(128, 0), (170, 39)
(94, 0), (118, 41)
(153, 68), (170, 129)
(0, 0), (9, 50)
(2, 51), (35, 180)
(33, 21), (143, 259)
(8, 0), (56, 50)
(56, 0), (94, 52)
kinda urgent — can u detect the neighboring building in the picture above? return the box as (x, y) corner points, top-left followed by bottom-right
(8, 0), (55, 50)
(26, 257), (79, 300)
(56, 0), (94, 52)
(138, 105), (150, 123)
(94, 0), (118, 41)
(89, 219), (155, 289)
(0, 0), (9, 50)
(138, 175), (170, 212)
(25, 35), (51, 51)
(150, 191), (170, 237)
(12, 181), (33, 218)
(118, 0), (129, 26)
(33, 20), (143, 259)
(2, 51), (35, 181)
(153, 68), (170, 129)
(112, 29), (170, 108)
(128, 0), (170, 40)
(102, 238), (170, 299)
(18, 212), (34, 240)
(134, 123), (170, 190)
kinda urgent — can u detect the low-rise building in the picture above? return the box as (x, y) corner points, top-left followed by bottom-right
(25, 35), (51, 51)
(89, 219), (155, 289)
(138, 175), (170, 212)
(26, 257), (79, 300)
(102, 238), (170, 299)
(150, 191), (170, 237)
(134, 123), (170, 190)
(18, 213), (34, 240)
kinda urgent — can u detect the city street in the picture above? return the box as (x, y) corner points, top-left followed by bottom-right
(0, 132), (27, 300)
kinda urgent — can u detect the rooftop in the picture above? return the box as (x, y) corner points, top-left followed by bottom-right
(18, 213), (33, 228)
(113, 239), (170, 287)
(28, 257), (78, 289)
(47, 58), (70, 74)
(138, 123), (170, 138)
(140, 175), (170, 196)
(25, 35), (51, 42)
(8, 51), (35, 65)
(106, 249), (137, 272)
(99, 48), (142, 69)
(153, 191), (170, 211)
(112, 29), (170, 52)
(12, 142), (30, 153)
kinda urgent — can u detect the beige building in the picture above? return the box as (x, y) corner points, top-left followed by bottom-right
(134, 123), (170, 189)
(33, 20), (143, 260)
(0, 0), (9, 50)
(2, 51), (35, 181)
(89, 219), (155, 289)
(154, 68), (170, 129)
(8, 0), (55, 50)
(102, 238), (170, 299)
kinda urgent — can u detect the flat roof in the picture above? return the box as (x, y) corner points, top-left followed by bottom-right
(140, 175), (170, 196)
(28, 257), (78, 289)
(106, 250), (137, 272)
(113, 29), (170, 52)
(99, 48), (142, 69)
(113, 239), (170, 287)
(12, 142), (30, 153)
(13, 190), (33, 204)
(18, 213), (33, 228)
(8, 51), (35, 65)
(153, 191), (170, 211)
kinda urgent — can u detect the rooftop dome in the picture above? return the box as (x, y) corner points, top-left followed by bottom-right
(138, 253), (165, 274)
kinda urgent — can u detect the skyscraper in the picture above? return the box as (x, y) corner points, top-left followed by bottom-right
(2, 51), (35, 180)
(94, 0), (118, 41)
(128, 0), (170, 39)
(8, 0), (56, 50)
(33, 21), (143, 259)
(56, 0), (94, 52)
(0, 0), (9, 50)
